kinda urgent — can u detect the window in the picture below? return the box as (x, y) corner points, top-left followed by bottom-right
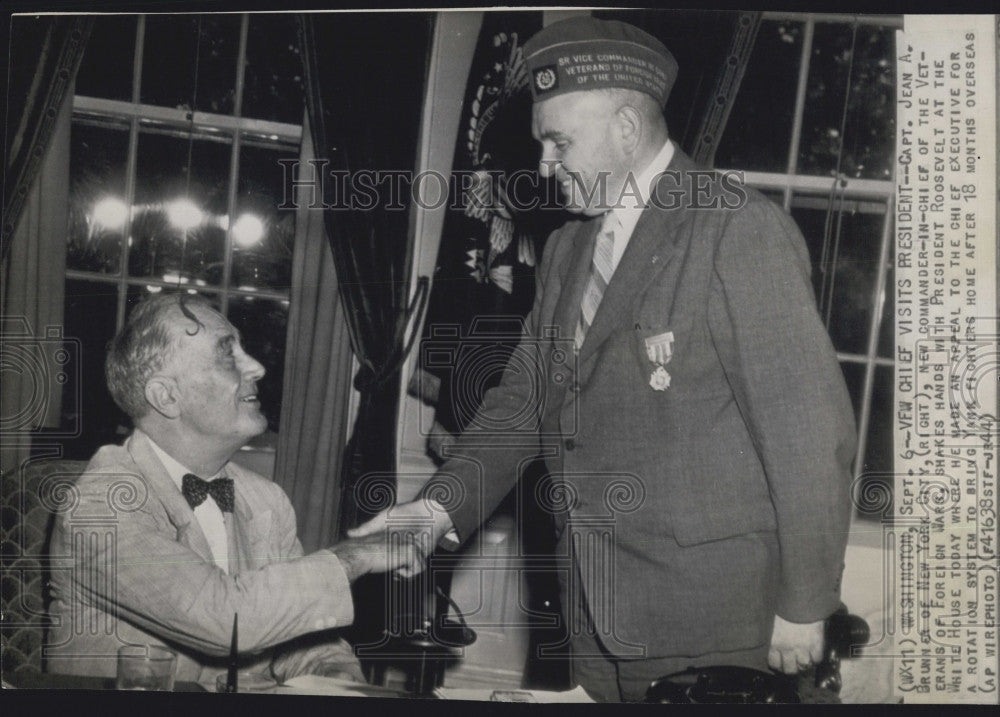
(714, 13), (898, 496)
(63, 13), (305, 456)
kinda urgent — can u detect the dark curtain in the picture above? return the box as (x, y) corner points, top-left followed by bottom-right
(297, 13), (433, 538)
(686, 12), (763, 166)
(273, 115), (357, 552)
(3, 16), (91, 260)
(2, 16), (89, 478)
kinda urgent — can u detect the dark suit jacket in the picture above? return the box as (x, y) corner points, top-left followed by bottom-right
(432, 147), (856, 659)
(46, 430), (356, 681)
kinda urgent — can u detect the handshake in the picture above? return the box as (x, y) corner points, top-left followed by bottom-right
(328, 498), (455, 583)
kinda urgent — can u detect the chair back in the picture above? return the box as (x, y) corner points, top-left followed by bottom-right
(1, 459), (88, 677)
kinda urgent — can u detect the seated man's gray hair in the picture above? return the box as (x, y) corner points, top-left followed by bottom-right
(105, 293), (214, 420)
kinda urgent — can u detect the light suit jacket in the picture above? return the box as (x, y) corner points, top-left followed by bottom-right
(433, 148), (857, 659)
(46, 430), (354, 681)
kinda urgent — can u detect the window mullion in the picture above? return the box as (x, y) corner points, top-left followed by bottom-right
(220, 13), (250, 316)
(783, 17), (814, 212)
(117, 14), (146, 330)
(853, 196), (896, 478)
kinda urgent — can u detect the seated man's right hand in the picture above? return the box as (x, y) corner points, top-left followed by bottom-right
(346, 499), (455, 578)
(329, 531), (428, 582)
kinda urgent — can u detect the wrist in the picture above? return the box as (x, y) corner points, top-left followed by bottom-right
(426, 499), (455, 541)
(330, 544), (365, 583)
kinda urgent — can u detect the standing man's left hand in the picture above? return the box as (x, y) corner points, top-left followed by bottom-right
(768, 615), (824, 674)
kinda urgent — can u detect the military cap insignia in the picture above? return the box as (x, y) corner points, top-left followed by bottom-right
(533, 66), (557, 92)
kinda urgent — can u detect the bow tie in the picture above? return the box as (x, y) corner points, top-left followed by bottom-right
(181, 473), (235, 513)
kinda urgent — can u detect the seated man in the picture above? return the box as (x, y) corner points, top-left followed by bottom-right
(46, 293), (413, 684)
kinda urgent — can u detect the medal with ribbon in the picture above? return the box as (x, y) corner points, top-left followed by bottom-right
(644, 331), (674, 391)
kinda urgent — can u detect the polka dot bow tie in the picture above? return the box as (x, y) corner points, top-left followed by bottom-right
(181, 473), (235, 513)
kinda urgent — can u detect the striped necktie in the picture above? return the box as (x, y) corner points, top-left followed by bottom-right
(575, 213), (618, 350)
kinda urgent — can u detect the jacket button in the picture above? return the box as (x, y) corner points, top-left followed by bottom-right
(564, 438), (575, 451)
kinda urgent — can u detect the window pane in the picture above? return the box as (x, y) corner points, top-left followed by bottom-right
(232, 143), (297, 292)
(798, 23), (896, 179)
(760, 189), (786, 208)
(68, 121), (130, 274)
(125, 285), (221, 315)
(840, 361), (897, 470)
(863, 365), (893, 475)
(227, 296), (289, 433)
(839, 360), (865, 420)
(76, 15), (136, 100)
(140, 15), (240, 114)
(791, 198), (887, 355)
(877, 256), (894, 359)
(62, 280), (124, 458)
(715, 20), (804, 172)
(840, 361), (880, 520)
(130, 130), (232, 286)
(243, 14), (305, 124)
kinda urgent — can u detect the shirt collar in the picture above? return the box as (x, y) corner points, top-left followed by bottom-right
(142, 429), (223, 491)
(607, 138), (676, 240)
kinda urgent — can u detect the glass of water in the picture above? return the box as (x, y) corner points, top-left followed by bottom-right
(115, 645), (177, 691)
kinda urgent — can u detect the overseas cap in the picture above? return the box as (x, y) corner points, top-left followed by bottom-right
(522, 16), (678, 107)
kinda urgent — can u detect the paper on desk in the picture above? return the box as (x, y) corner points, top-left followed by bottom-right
(433, 685), (595, 703)
(277, 674), (404, 697)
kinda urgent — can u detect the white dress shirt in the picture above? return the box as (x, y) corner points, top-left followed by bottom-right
(148, 437), (230, 574)
(606, 138), (676, 272)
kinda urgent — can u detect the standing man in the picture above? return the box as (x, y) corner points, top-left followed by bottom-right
(353, 16), (856, 702)
(47, 293), (418, 683)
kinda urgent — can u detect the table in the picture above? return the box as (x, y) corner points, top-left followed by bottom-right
(4, 672), (205, 691)
(4, 671), (413, 697)
(4, 671), (594, 701)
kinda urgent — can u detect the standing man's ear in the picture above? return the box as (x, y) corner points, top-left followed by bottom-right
(144, 376), (181, 419)
(615, 105), (643, 155)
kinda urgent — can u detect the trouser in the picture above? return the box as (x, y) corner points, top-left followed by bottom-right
(560, 545), (771, 703)
(568, 621), (770, 703)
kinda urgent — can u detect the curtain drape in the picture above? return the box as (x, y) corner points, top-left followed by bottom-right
(0, 79), (74, 478)
(274, 116), (357, 553)
(3, 16), (90, 261)
(688, 11), (763, 166)
(297, 14), (431, 538)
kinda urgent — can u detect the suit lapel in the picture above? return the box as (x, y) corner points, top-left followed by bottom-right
(577, 151), (699, 366)
(127, 431), (215, 565)
(227, 464), (265, 575)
